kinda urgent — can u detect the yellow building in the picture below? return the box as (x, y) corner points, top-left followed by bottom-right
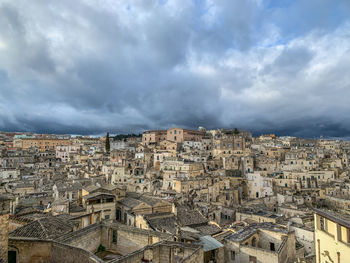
(18, 138), (70, 151)
(142, 130), (167, 145)
(314, 208), (350, 263)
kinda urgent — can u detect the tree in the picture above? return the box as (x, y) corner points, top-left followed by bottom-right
(97, 244), (106, 252)
(234, 128), (240, 135)
(105, 132), (110, 153)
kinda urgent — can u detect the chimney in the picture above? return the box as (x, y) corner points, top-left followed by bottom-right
(172, 203), (177, 216)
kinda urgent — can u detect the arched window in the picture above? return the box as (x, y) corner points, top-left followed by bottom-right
(251, 237), (257, 247)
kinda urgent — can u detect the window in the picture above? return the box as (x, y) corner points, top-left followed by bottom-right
(174, 130), (177, 134)
(337, 224), (342, 241)
(174, 136), (177, 140)
(249, 255), (257, 263)
(320, 216), (325, 231)
(231, 251), (235, 260)
(8, 250), (17, 263)
(105, 215), (110, 220)
(112, 230), (117, 243)
(270, 242), (275, 251)
(251, 237), (257, 247)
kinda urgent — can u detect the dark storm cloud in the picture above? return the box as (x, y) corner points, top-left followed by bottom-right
(0, 0), (350, 137)
(262, 46), (314, 77)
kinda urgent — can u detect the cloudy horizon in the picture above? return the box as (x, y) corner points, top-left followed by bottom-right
(1, 0), (350, 137)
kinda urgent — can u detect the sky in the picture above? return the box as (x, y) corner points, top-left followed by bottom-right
(0, 0), (350, 137)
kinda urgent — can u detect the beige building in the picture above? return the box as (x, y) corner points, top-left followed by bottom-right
(314, 208), (350, 263)
(116, 195), (172, 226)
(247, 172), (273, 199)
(0, 196), (11, 263)
(173, 177), (212, 194)
(224, 222), (296, 263)
(16, 138), (70, 151)
(142, 130), (167, 145)
(142, 127), (205, 145)
(82, 192), (116, 220)
(166, 127), (205, 143)
(160, 158), (204, 177)
(213, 136), (246, 156)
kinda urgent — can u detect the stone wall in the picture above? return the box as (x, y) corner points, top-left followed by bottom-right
(9, 238), (105, 263)
(277, 238), (288, 262)
(258, 230), (283, 251)
(58, 221), (172, 257)
(115, 228), (160, 255)
(57, 223), (102, 253)
(51, 242), (102, 263)
(111, 241), (202, 263)
(236, 212), (277, 223)
(289, 225), (314, 254)
(181, 247), (204, 263)
(239, 245), (279, 263)
(104, 221), (172, 255)
(0, 214), (9, 263)
(9, 238), (52, 263)
(285, 232), (296, 263)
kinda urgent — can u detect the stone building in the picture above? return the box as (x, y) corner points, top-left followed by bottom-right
(224, 222), (297, 263)
(166, 128), (205, 143)
(16, 137), (70, 151)
(142, 130), (167, 145)
(0, 195), (12, 263)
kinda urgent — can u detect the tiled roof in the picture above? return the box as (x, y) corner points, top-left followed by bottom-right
(83, 192), (115, 200)
(177, 206), (208, 227)
(226, 222), (289, 242)
(10, 215), (75, 239)
(146, 213), (176, 234)
(83, 185), (100, 193)
(69, 203), (85, 213)
(194, 224), (221, 236)
(118, 197), (142, 208)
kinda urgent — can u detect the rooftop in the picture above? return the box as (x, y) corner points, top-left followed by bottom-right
(314, 208), (350, 229)
(226, 222), (289, 242)
(10, 215), (75, 239)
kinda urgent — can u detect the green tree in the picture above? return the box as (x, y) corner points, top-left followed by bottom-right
(105, 132), (110, 153)
(97, 244), (106, 252)
(234, 128), (240, 135)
